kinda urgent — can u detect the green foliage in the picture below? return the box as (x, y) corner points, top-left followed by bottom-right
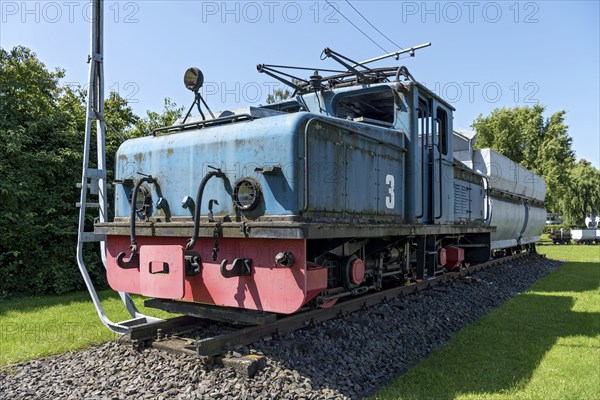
(0, 46), (181, 297)
(0, 46), (95, 296)
(472, 105), (575, 214)
(128, 98), (183, 137)
(266, 88), (292, 104)
(561, 159), (600, 225)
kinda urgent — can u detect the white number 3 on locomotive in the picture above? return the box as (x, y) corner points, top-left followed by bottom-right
(385, 174), (395, 209)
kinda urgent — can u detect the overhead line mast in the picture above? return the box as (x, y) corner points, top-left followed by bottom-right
(76, 0), (162, 333)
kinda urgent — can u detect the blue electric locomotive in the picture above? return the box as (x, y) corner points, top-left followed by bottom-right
(94, 45), (545, 318)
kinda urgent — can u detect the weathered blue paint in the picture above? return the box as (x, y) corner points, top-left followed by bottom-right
(304, 117), (405, 216)
(115, 112), (308, 219)
(115, 110), (409, 222)
(113, 82), (430, 223)
(405, 83), (456, 225)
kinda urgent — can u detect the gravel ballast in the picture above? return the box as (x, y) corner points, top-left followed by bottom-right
(0, 257), (562, 400)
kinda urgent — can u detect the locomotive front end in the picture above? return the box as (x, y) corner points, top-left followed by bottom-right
(99, 109), (329, 314)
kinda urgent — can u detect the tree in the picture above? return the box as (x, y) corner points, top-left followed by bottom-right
(266, 87), (292, 104)
(0, 46), (93, 295)
(472, 105), (575, 213)
(128, 98), (183, 137)
(561, 160), (600, 226)
(0, 46), (181, 297)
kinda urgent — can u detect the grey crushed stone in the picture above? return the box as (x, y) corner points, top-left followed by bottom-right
(0, 257), (562, 400)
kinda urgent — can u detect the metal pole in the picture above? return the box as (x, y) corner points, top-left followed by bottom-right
(76, 0), (125, 333)
(354, 43), (432, 67)
(76, 0), (161, 333)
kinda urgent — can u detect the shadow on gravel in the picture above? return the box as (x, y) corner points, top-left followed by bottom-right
(243, 259), (568, 399)
(372, 260), (600, 400)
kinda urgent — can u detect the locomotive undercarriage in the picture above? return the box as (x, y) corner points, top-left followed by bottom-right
(307, 230), (492, 307)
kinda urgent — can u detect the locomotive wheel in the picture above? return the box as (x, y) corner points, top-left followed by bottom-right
(319, 298), (338, 308)
(343, 255), (365, 289)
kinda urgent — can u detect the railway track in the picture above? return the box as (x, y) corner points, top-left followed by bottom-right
(3, 253), (560, 399)
(125, 251), (542, 360)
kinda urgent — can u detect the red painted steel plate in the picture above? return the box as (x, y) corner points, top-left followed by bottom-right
(106, 238), (141, 294)
(105, 236), (326, 314)
(139, 245), (186, 299)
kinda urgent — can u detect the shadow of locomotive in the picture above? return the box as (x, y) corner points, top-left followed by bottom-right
(250, 261), (599, 399)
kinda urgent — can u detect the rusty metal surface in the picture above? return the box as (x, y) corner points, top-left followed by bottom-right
(114, 112), (310, 221)
(304, 117), (405, 217)
(128, 315), (203, 341)
(114, 107), (411, 227)
(145, 298), (277, 325)
(97, 221), (493, 239)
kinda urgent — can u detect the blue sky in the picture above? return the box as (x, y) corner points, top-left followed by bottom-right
(1, 0), (598, 167)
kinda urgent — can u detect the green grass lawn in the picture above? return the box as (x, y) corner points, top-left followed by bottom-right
(372, 245), (600, 400)
(0, 290), (172, 367)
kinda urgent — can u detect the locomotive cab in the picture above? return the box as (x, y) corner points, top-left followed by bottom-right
(409, 84), (455, 225)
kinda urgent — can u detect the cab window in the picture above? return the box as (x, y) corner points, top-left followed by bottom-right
(334, 88), (395, 125)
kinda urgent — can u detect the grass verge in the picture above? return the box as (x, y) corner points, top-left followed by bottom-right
(0, 290), (172, 366)
(372, 245), (600, 400)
